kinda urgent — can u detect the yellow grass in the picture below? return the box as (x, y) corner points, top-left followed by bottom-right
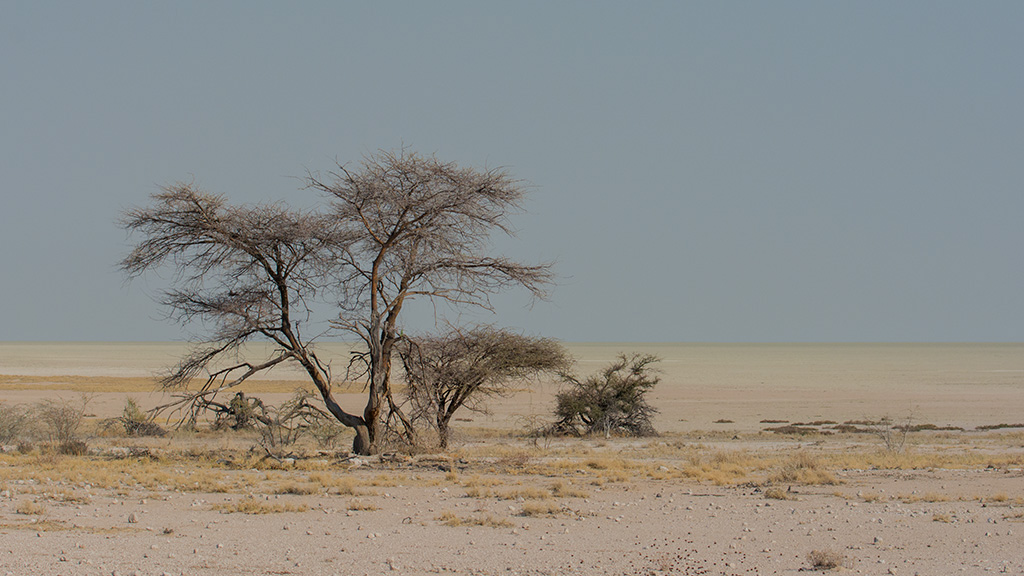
(520, 501), (564, 517)
(212, 498), (309, 514)
(436, 510), (513, 528)
(767, 453), (840, 486)
(465, 485), (553, 500)
(274, 482), (320, 495)
(550, 480), (589, 498)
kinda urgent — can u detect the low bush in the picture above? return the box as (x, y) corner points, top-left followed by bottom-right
(807, 549), (848, 570)
(116, 398), (166, 437)
(0, 402), (29, 444)
(551, 353), (660, 437)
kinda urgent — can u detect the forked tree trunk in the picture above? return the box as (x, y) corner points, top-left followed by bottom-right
(297, 355), (374, 456)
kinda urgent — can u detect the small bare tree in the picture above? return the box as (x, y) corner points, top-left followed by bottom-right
(397, 326), (570, 450)
(305, 150), (554, 453)
(869, 414), (913, 453)
(120, 185), (375, 453)
(552, 354), (660, 437)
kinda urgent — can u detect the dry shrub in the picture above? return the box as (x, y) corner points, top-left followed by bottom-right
(764, 487), (792, 500)
(58, 440), (89, 456)
(0, 402), (29, 444)
(16, 500), (46, 515)
(806, 549), (849, 570)
(347, 499), (379, 511)
(35, 396), (90, 446)
(111, 398), (166, 437)
(932, 513), (953, 523)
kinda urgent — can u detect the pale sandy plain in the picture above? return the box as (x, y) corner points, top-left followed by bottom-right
(1, 342), (1023, 575)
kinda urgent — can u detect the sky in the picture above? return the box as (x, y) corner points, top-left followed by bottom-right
(2, 2), (1023, 343)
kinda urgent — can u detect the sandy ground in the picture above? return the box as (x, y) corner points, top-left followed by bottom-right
(0, 449), (1022, 576)
(1, 343), (1023, 575)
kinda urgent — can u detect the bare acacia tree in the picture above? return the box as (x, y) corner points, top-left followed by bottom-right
(305, 150), (554, 453)
(120, 185), (375, 453)
(397, 326), (570, 449)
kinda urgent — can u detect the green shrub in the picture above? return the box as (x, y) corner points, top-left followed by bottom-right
(551, 353), (659, 437)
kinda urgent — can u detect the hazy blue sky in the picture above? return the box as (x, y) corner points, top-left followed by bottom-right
(2, 2), (1022, 342)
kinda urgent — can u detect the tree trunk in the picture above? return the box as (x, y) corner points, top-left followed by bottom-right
(437, 416), (450, 451)
(366, 345), (391, 454)
(351, 423), (370, 455)
(298, 356), (374, 456)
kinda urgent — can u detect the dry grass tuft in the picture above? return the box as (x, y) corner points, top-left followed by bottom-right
(806, 549), (849, 570)
(550, 480), (589, 498)
(763, 487), (793, 500)
(436, 510), (512, 528)
(932, 513), (953, 523)
(681, 451), (758, 485)
(16, 500), (46, 515)
(274, 482), (320, 495)
(347, 499), (379, 511)
(520, 501), (564, 517)
(212, 498), (309, 514)
(767, 453), (839, 486)
(465, 485), (553, 500)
